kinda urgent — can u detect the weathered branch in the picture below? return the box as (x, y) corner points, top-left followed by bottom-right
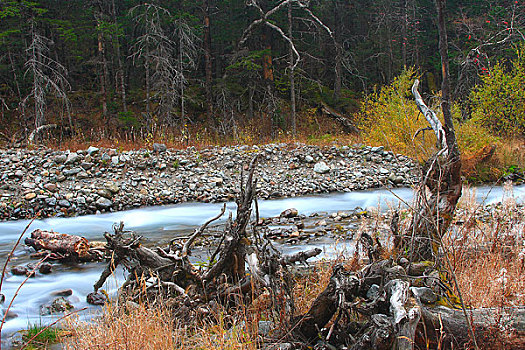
(182, 203), (226, 257)
(27, 124), (58, 145)
(411, 80), (447, 153)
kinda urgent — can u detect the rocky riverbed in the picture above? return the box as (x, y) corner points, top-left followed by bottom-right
(0, 143), (418, 221)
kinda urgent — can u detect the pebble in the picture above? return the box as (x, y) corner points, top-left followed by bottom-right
(0, 144), (418, 221)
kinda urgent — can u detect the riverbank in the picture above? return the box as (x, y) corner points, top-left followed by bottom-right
(0, 143), (418, 221)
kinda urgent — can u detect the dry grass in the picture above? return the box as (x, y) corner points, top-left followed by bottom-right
(63, 303), (258, 350)
(447, 184), (525, 308)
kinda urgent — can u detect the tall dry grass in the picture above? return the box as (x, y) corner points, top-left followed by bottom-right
(64, 302), (258, 350)
(447, 184), (525, 308)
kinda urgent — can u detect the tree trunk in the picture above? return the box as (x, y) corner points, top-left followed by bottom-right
(288, 1), (296, 136)
(111, 0), (127, 113)
(97, 27), (108, 120)
(203, 0), (213, 122)
(400, 0), (462, 263)
(333, 1), (342, 99)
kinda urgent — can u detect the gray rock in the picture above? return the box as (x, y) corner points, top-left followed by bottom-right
(394, 175), (405, 185)
(366, 284), (380, 300)
(95, 197), (112, 209)
(280, 208), (299, 218)
(313, 161), (330, 174)
(58, 199), (71, 208)
(77, 171), (89, 179)
(65, 152), (81, 165)
(304, 155), (314, 163)
(63, 167), (82, 176)
(51, 289), (73, 297)
(86, 146), (99, 155)
(44, 197), (57, 206)
(111, 156), (119, 165)
(371, 146), (384, 153)
(81, 162), (93, 170)
(54, 154), (67, 164)
(153, 143), (167, 153)
(40, 297), (73, 315)
(14, 170), (24, 178)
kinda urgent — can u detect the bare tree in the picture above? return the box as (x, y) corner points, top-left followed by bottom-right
(23, 22), (70, 142)
(129, 4), (198, 127)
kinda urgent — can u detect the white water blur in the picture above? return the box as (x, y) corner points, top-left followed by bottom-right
(0, 184), (522, 341)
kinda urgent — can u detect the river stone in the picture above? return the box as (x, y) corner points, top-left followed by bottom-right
(96, 197), (112, 209)
(371, 146), (384, 153)
(54, 154), (67, 164)
(11, 265), (28, 276)
(51, 289), (73, 297)
(305, 155), (314, 163)
(40, 297), (73, 315)
(97, 189), (112, 199)
(65, 152), (81, 165)
(24, 193), (36, 200)
(106, 183), (120, 194)
(111, 156), (119, 165)
(314, 161), (330, 174)
(58, 199), (71, 208)
(209, 177), (223, 186)
(14, 170), (24, 178)
(280, 208), (298, 218)
(43, 183), (57, 192)
(153, 143), (167, 153)
(87, 146), (99, 155)
(87, 291), (107, 305)
(3, 309), (17, 320)
(393, 175), (405, 185)
(366, 284), (380, 300)
(39, 263), (53, 274)
(81, 162), (93, 170)
(64, 167), (82, 176)
(45, 197), (57, 206)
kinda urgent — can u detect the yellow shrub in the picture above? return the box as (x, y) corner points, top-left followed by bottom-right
(357, 68), (439, 161)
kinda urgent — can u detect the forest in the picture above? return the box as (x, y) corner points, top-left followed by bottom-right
(1, 1), (525, 349)
(0, 0), (524, 150)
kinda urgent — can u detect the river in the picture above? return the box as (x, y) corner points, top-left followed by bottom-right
(0, 184), (523, 344)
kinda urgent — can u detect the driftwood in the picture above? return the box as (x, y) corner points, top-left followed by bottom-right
(27, 124), (58, 144)
(318, 101), (358, 133)
(91, 156), (322, 322)
(284, 259), (525, 350)
(25, 229), (105, 262)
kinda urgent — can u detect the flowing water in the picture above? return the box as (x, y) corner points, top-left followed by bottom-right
(0, 184), (523, 344)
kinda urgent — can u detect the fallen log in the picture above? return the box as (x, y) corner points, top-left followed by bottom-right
(25, 229), (105, 262)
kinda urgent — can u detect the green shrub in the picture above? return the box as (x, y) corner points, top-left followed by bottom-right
(470, 45), (525, 135)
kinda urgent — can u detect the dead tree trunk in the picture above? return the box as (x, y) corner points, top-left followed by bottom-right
(398, 0), (461, 263)
(25, 229), (104, 262)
